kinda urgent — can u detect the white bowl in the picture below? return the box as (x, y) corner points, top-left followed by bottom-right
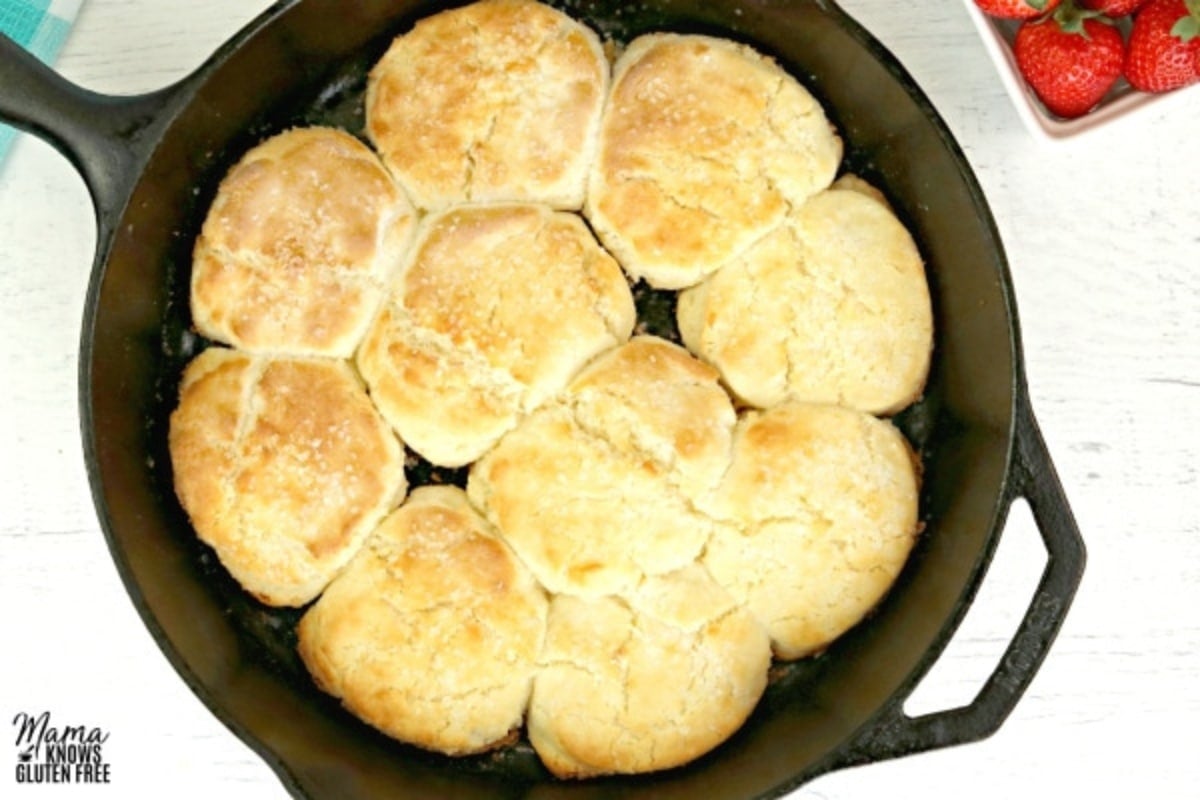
(962, 0), (1200, 141)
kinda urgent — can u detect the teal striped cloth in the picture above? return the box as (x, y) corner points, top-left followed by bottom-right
(0, 0), (85, 170)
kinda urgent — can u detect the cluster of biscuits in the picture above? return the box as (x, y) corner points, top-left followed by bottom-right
(168, 0), (933, 779)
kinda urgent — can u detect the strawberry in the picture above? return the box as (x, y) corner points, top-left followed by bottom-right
(1080, 0), (1151, 15)
(1014, 3), (1126, 118)
(975, 0), (1063, 19)
(1125, 0), (1200, 91)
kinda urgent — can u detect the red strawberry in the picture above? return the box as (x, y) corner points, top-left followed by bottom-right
(1014, 4), (1127, 117)
(1125, 0), (1200, 91)
(1080, 0), (1151, 15)
(975, 0), (1063, 19)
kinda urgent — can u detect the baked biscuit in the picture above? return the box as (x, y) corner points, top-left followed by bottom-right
(564, 336), (737, 499)
(467, 337), (734, 597)
(297, 486), (548, 756)
(700, 403), (921, 659)
(586, 33), (842, 289)
(366, 0), (608, 210)
(677, 181), (933, 415)
(356, 204), (635, 467)
(168, 349), (407, 606)
(191, 127), (417, 358)
(527, 565), (771, 777)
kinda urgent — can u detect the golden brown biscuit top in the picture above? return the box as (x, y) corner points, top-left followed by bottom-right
(297, 485), (547, 756)
(586, 33), (842, 289)
(700, 403), (921, 659)
(565, 336), (736, 498)
(677, 183), (933, 414)
(713, 403), (918, 527)
(168, 349), (406, 606)
(356, 203), (635, 467)
(367, 487), (530, 606)
(236, 359), (402, 557)
(400, 204), (634, 389)
(190, 127), (416, 357)
(201, 127), (408, 272)
(528, 565), (771, 777)
(467, 338), (734, 597)
(367, 0), (607, 210)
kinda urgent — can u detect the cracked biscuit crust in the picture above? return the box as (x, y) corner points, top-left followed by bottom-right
(356, 204), (635, 468)
(677, 181), (933, 415)
(366, 0), (608, 211)
(191, 127), (417, 358)
(168, 349), (407, 606)
(298, 486), (549, 756)
(528, 565), (771, 778)
(700, 403), (921, 660)
(466, 337), (734, 597)
(585, 33), (842, 290)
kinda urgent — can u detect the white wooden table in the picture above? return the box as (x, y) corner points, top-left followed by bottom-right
(2, 1), (1197, 798)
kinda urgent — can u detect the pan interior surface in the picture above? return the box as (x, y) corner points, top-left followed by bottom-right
(82, 1), (1017, 797)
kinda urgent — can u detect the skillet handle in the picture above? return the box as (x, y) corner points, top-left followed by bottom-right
(836, 395), (1086, 767)
(0, 32), (183, 240)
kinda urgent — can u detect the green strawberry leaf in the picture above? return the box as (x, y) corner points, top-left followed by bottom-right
(1182, 0), (1200, 41)
(1051, 1), (1106, 36)
(1173, 16), (1200, 43)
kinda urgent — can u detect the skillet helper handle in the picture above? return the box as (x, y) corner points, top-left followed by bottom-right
(839, 395), (1086, 766)
(0, 32), (178, 232)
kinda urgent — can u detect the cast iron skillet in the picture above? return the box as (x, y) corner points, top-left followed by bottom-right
(0, 1), (1086, 796)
